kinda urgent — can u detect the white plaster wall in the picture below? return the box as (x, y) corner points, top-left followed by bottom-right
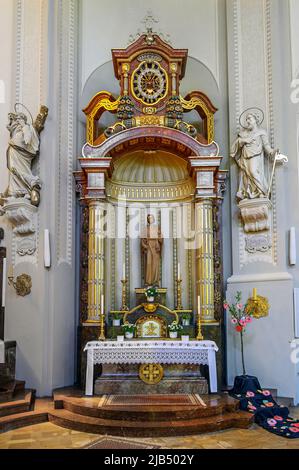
(226, 275), (296, 400)
(0, 0), (78, 396)
(80, 0), (221, 91)
(226, 0), (299, 403)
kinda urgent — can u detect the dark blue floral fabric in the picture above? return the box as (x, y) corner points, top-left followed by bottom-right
(229, 375), (299, 438)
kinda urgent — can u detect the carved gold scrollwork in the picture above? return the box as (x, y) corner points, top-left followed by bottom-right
(245, 295), (270, 319)
(180, 95), (215, 143)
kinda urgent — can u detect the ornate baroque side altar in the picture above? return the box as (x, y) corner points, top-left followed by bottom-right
(74, 29), (227, 395)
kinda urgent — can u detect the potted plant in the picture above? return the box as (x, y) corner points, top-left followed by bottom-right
(146, 286), (158, 302)
(112, 313), (122, 326)
(122, 322), (136, 339)
(223, 292), (254, 376)
(181, 312), (191, 326)
(168, 321), (183, 339)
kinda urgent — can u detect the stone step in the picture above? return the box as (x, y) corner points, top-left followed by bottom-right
(0, 380), (26, 403)
(48, 408), (253, 437)
(54, 393), (240, 422)
(0, 389), (35, 417)
(0, 410), (48, 433)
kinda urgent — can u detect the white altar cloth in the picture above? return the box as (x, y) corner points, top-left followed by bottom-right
(83, 340), (219, 396)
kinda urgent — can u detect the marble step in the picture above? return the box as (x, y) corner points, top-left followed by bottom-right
(48, 408), (253, 437)
(0, 380), (26, 403)
(54, 394), (240, 422)
(0, 389), (35, 417)
(0, 410), (48, 433)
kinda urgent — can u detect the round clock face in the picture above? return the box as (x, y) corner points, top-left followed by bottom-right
(131, 61), (168, 105)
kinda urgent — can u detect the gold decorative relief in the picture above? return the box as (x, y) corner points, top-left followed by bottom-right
(245, 295), (270, 319)
(139, 363), (164, 384)
(180, 95), (215, 142)
(136, 315), (167, 338)
(142, 302), (158, 313)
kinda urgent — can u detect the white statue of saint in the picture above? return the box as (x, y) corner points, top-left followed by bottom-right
(3, 111), (40, 203)
(231, 113), (278, 200)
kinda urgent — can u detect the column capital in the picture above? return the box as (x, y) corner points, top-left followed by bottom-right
(74, 159), (111, 200)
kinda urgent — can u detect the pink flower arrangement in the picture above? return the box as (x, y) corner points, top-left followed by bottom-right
(262, 390), (271, 396)
(246, 391), (255, 398)
(223, 292), (254, 375)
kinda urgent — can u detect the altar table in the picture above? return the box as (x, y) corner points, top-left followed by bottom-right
(83, 340), (219, 396)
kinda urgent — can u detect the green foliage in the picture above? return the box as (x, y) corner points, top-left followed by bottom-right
(168, 321), (183, 332)
(121, 322), (136, 333)
(146, 286), (158, 298)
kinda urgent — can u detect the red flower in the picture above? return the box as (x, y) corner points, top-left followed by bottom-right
(235, 325), (243, 332)
(292, 422), (299, 428)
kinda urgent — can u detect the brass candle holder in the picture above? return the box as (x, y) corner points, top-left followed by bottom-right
(98, 313), (106, 341)
(176, 278), (183, 310)
(121, 278), (129, 311)
(246, 292), (269, 319)
(196, 295), (204, 340)
(98, 294), (106, 341)
(196, 313), (204, 340)
(8, 272), (32, 296)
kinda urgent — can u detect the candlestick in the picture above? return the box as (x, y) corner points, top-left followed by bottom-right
(122, 262), (126, 280)
(101, 294), (104, 315)
(121, 279), (129, 311)
(177, 262), (181, 280)
(253, 288), (257, 301)
(196, 295), (203, 340)
(8, 265), (13, 280)
(176, 278), (183, 310)
(98, 294), (105, 340)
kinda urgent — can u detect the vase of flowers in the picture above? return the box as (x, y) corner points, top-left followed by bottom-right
(146, 286), (158, 302)
(122, 322), (136, 339)
(182, 313), (191, 326)
(224, 292), (253, 376)
(168, 321), (183, 339)
(112, 313), (121, 326)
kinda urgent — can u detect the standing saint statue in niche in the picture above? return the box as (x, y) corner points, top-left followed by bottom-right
(141, 214), (163, 287)
(231, 110), (278, 200)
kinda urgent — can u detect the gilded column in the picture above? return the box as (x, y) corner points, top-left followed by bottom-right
(195, 199), (215, 322)
(87, 200), (105, 322)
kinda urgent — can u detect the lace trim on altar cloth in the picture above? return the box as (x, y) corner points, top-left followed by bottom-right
(84, 340), (218, 351)
(83, 340), (218, 366)
(91, 349), (209, 365)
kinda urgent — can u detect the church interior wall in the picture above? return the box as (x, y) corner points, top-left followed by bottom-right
(0, 0), (298, 403)
(226, 0), (299, 403)
(0, 0), (79, 395)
